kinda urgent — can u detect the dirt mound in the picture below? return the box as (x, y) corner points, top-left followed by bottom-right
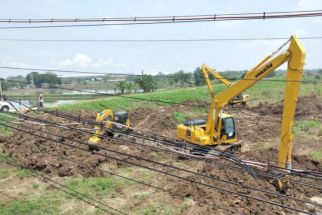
(129, 107), (177, 137)
(128, 100), (208, 138)
(251, 95), (322, 119)
(3, 114), (109, 177)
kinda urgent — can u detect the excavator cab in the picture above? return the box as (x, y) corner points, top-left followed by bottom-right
(177, 113), (237, 146)
(220, 115), (236, 140)
(114, 112), (128, 125)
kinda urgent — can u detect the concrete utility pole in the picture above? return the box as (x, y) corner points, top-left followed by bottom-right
(0, 80), (3, 100)
(30, 73), (34, 88)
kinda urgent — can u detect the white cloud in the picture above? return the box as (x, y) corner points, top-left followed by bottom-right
(58, 54), (127, 71)
(59, 53), (92, 67)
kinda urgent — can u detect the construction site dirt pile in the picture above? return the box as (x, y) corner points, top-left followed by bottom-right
(250, 94), (322, 119)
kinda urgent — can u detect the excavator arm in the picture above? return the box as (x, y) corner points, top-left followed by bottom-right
(89, 109), (114, 144)
(205, 35), (305, 189)
(205, 68), (232, 88)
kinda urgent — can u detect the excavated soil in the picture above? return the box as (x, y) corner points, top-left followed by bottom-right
(249, 94), (322, 119)
(1, 95), (322, 214)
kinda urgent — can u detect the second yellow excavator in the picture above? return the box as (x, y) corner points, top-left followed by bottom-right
(88, 109), (130, 145)
(177, 35), (306, 190)
(209, 68), (250, 104)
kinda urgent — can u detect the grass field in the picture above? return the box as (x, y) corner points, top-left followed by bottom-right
(58, 75), (322, 111)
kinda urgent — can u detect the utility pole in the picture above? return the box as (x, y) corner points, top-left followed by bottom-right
(0, 80), (2, 100)
(30, 73), (34, 88)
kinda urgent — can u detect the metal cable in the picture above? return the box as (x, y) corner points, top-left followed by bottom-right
(5, 108), (322, 181)
(0, 119), (320, 213)
(1, 36), (322, 43)
(0, 10), (321, 29)
(2, 122), (317, 214)
(0, 155), (125, 215)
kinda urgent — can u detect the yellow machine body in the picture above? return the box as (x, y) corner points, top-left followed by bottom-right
(177, 113), (237, 146)
(88, 109), (130, 144)
(209, 68), (251, 104)
(177, 35), (305, 190)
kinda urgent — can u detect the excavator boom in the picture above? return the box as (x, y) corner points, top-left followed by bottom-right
(178, 35), (305, 190)
(209, 35), (305, 190)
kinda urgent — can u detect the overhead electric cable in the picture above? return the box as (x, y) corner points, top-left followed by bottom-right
(0, 155), (125, 215)
(0, 10), (321, 29)
(0, 36), (322, 42)
(2, 115), (322, 211)
(0, 121), (317, 215)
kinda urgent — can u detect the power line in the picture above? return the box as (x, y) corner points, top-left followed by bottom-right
(0, 122), (316, 215)
(1, 36), (322, 43)
(0, 66), (135, 76)
(6, 94), (322, 180)
(28, 142), (236, 214)
(3, 114), (322, 209)
(5, 106), (322, 193)
(6, 100), (322, 181)
(4, 102), (322, 192)
(0, 10), (321, 29)
(0, 155), (126, 215)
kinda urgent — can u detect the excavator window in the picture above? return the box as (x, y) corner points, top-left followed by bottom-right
(114, 112), (128, 125)
(222, 117), (236, 139)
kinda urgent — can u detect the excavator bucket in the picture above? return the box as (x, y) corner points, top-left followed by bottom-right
(88, 136), (101, 151)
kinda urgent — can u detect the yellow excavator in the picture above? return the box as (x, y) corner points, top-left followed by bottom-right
(177, 35), (305, 190)
(209, 68), (250, 104)
(88, 109), (130, 145)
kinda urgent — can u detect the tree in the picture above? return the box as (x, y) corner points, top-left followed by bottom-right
(135, 75), (157, 93)
(170, 70), (192, 86)
(26, 72), (39, 86)
(26, 72), (62, 88)
(267, 71), (277, 77)
(125, 82), (136, 94)
(117, 81), (127, 94)
(0, 80), (9, 91)
(194, 67), (204, 86)
(6, 75), (26, 89)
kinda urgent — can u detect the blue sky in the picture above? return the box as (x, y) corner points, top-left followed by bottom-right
(0, 0), (322, 77)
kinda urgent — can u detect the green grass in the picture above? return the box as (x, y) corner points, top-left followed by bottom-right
(58, 85), (223, 111)
(0, 191), (62, 215)
(67, 176), (136, 198)
(124, 202), (177, 215)
(0, 169), (11, 179)
(58, 75), (322, 112)
(293, 119), (322, 137)
(0, 114), (14, 136)
(309, 150), (322, 162)
(173, 108), (207, 124)
(0, 167), (31, 180)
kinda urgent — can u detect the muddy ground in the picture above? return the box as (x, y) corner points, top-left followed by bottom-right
(1, 95), (322, 214)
